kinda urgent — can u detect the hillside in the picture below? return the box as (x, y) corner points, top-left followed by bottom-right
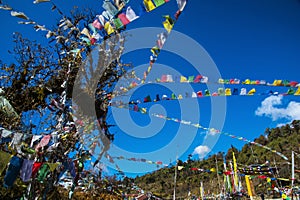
(134, 120), (300, 199)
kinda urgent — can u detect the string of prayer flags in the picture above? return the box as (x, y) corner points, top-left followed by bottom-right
(0, 1), (60, 46)
(111, 155), (169, 166)
(238, 166), (277, 175)
(131, 73), (300, 88)
(112, 105), (289, 161)
(121, 72), (300, 100)
(135, 0), (188, 86)
(0, 0), (170, 55)
(190, 167), (218, 173)
(111, 86), (300, 109)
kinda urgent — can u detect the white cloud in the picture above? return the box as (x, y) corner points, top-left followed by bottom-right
(255, 95), (300, 122)
(193, 145), (210, 158)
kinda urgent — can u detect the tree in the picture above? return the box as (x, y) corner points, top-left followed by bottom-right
(0, 4), (130, 199)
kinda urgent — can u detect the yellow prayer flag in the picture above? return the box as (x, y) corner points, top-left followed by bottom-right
(163, 21), (173, 33)
(143, 0), (156, 12)
(180, 76), (188, 83)
(178, 166), (184, 170)
(282, 193), (287, 199)
(245, 175), (253, 198)
(104, 22), (115, 35)
(273, 79), (282, 86)
(225, 88), (232, 96)
(210, 168), (216, 172)
(248, 88), (256, 95)
(151, 46), (160, 56)
(243, 79), (250, 84)
(294, 87), (300, 95)
(162, 15), (174, 33)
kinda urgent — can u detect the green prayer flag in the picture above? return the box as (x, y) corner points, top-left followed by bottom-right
(287, 88), (295, 95)
(188, 76), (194, 82)
(113, 18), (124, 29)
(153, 0), (165, 7)
(37, 163), (50, 183)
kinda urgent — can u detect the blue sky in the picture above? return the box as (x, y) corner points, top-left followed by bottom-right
(1, 0), (300, 177)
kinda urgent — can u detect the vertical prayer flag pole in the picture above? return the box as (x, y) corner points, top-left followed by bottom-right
(229, 161), (236, 193)
(215, 156), (221, 195)
(173, 155), (178, 200)
(292, 151), (295, 186)
(292, 151), (295, 200)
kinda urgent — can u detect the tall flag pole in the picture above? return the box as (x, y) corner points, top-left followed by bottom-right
(229, 161), (235, 193)
(173, 155), (178, 200)
(292, 151), (295, 199)
(215, 156), (221, 195)
(200, 181), (204, 200)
